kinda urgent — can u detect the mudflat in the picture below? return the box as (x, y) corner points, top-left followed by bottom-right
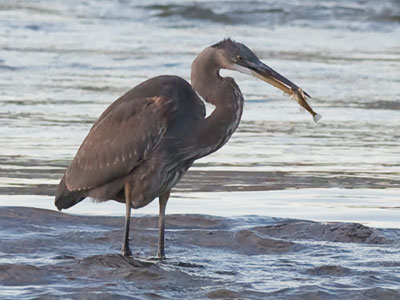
(1, 206), (399, 299)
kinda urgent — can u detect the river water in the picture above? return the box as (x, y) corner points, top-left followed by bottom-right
(0, 0), (400, 299)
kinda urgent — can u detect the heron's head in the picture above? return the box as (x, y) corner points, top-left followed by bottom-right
(212, 38), (311, 98)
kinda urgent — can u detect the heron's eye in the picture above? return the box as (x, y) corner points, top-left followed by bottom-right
(236, 55), (243, 61)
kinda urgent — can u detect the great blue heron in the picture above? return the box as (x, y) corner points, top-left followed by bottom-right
(55, 39), (319, 259)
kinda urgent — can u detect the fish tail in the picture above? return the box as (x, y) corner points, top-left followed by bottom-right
(313, 114), (322, 123)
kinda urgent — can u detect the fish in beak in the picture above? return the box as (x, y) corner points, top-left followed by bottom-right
(233, 59), (321, 123)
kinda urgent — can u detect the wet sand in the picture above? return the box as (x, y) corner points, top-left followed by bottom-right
(1, 206), (399, 299)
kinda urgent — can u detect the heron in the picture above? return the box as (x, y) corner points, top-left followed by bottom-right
(55, 38), (318, 259)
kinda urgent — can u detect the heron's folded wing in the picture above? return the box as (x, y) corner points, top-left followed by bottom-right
(65, 96), (173, 192)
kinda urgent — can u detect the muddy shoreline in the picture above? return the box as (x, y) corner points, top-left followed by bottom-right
(1, 206), (399, 299)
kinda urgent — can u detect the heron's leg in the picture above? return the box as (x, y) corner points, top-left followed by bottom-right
(121, 183), (133, 257)
(157, 190), (170, 260)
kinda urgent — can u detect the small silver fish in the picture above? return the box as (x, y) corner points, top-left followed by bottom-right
(291, 88), (321, 123)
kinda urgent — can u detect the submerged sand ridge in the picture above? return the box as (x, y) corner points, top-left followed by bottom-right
(0, 206), (399, 299)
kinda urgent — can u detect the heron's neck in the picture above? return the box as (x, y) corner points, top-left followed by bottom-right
(190, 48), (244, 156)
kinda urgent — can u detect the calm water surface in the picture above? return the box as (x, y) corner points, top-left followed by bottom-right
(0, 1), (400, 298)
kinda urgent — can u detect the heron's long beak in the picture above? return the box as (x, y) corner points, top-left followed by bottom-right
(235, 60), (311, 98)
(232, 59), (321, 122)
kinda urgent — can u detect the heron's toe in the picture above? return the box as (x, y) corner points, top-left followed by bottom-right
(157, 252), (166, 261)
(121, 246), (133, 257)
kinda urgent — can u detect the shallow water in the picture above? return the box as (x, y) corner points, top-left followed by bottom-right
(1, 207), (400, 300)
(1, 0), (400, 298)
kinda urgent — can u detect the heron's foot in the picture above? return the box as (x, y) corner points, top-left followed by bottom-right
(121, 245), (133, 257)
(157, 251), (166, 261)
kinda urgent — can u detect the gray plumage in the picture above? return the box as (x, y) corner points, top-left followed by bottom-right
(55, 38), (312, 258)
(56, 76), (204, 208)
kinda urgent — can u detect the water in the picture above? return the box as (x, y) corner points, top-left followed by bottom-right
(1, 0), (400, 299)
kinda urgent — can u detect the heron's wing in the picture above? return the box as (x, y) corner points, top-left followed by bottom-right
(65, 95), (174, 192)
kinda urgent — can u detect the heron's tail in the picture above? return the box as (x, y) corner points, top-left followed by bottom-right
(55, 174), (85, 211)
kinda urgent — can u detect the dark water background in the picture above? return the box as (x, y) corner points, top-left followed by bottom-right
(0, 0), (400, 299)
